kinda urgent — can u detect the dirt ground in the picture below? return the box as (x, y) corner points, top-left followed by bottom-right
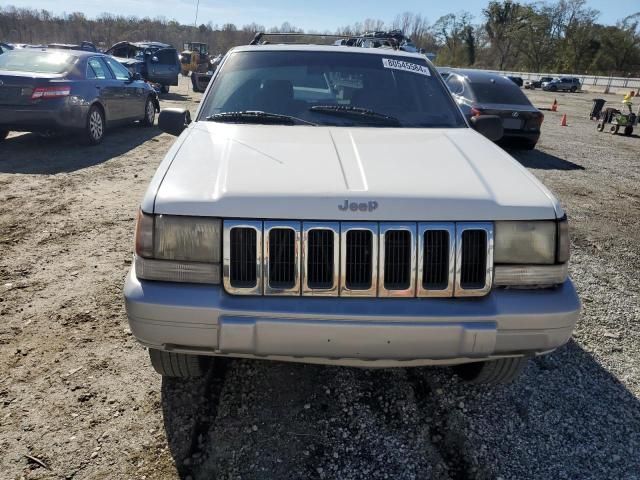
(1, 78), (639, 480)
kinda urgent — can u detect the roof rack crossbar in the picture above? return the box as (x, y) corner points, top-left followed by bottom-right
(248, 32), (400, 49)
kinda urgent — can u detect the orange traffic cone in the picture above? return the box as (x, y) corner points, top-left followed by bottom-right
(561, 114), (568, 126)
(551, 99), (558, 112)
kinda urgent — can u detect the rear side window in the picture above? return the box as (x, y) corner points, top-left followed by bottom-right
(446, 75), (465, 96)
(471, 81), (531, 105)
(104, 57), (131, 81)
(87, 58), (110, 80)
(0, 50), (76, 74)
(156, 49), (177, 65)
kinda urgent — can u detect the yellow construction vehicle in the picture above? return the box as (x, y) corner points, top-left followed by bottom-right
(179, 42), (210, 76)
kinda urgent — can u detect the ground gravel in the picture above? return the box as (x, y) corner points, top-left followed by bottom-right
(0, 81), (638, 479)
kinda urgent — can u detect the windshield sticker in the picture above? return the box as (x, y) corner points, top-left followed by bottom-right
(382, 58), (431, 76)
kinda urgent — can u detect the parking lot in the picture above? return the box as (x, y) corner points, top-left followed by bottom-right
(1, 78), (639, 479)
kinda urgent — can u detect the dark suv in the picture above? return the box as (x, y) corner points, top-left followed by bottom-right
(105, 41), (179, 93)
(542, 77), (581, 92)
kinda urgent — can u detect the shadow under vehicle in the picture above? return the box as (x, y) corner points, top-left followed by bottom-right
(0, 48), (159, 145)
(105, 41), (180, 93)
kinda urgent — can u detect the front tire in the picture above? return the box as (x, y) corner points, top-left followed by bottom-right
(148, 349), (211, 378)
(86, 105), (105, 145)
(453, 357), (529, 385)
(141, 97), (156, 126)
(160, 85), (169, 94)
(610, 125), (619, 135)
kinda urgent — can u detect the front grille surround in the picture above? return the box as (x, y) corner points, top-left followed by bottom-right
(263, 221), (301, 295)
(417, 223), (456, 297)
(222, 220), (493, 298)
(379, 223), (417, 297)
(339, 222), (379, 297)
(301, 222), (340, 296)
(222, 220), (263, 295)
(454, 222), (494, 297)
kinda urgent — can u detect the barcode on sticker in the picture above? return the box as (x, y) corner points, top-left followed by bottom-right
(382, 58), (431, 76)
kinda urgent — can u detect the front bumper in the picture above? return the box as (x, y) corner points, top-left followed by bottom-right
(124, 269), (580, 367)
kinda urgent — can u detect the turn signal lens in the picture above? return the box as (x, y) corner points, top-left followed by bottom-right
(557, 217), (570, 263)
(135, 210), (154, 258)
(494, 264), (568, 286)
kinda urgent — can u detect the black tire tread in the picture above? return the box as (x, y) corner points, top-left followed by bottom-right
(454, 357), (529, 385)
(148, 349), (209, 378)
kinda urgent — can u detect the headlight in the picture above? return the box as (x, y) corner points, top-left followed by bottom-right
(134, 210), (221, 284)
(494, 218), (570, 287)
(494, 221), (556, 264)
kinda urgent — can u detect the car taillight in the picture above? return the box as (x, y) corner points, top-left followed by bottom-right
(31, 86), (71, 100)
(470, 106), (483, 117)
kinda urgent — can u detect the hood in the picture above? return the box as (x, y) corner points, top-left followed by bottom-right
(151, 123), (562, 221)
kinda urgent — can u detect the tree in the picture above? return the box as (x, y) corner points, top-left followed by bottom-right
(483, 1), (526, 70)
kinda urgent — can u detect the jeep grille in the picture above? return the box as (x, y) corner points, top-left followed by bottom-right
(223, 220), (493, 297)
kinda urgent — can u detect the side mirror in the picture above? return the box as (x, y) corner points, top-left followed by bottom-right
(470, 115), (504, 142)
(151, 56), (159, 63)
(132, 72), (142, 81)
(158, 108), (191, 136)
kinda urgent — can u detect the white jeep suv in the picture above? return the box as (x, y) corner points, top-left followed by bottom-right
(124, 38), (580, 384)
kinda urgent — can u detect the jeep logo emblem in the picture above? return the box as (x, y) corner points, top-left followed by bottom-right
(338, 200), (379, 212)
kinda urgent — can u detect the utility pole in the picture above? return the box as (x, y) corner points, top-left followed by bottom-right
(194, 0), (200, 28)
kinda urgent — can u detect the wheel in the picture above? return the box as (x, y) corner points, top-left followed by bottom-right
(570, 86), (577, 93)
(624, 126), (633, 136)
(141, 96), (156, 126)
(85, 105), (105, 145)
(596, 122), (605, 132)
(610, 125), (619, 135)
(148, 349), (211, 378)
(0, 129), (8, 142)
(453, 357), (529, 385)
(160, 85), (169, 94)
(549, 85), (557, 92)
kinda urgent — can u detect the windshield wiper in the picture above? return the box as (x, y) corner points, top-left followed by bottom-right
(206, 111), (316, 126)
(309, 105), (401, 126)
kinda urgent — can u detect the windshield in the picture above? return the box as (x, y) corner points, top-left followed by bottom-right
(471, 82), (531, 105)
(0, 50), (76, 74)
(199, 50), (466, 128)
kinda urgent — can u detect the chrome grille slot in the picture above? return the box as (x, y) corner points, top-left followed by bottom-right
(455, 223), (493, 297)
(302, 222), (339, 296)
(384, 231), (411, 289)
(423, 231), (449, 289)
(223, 220), (263, 295)
(346, 231), (373, 288)
(264, 221), (300, 295)
(307, 230), (334, 288)
(340, 223), (378, 297)
(269, 229), (295, 287)
(379, 223), (416, 297)
(230, 229), (257, 287)
(461, 230), (487, 288)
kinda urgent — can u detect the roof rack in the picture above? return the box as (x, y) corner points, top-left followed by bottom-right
(249, 32), (401, 50)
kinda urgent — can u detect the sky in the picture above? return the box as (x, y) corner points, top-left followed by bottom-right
(5, 0), (624, 30)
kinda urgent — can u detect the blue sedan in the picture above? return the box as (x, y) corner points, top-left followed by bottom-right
(0, 49), (159, 145)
